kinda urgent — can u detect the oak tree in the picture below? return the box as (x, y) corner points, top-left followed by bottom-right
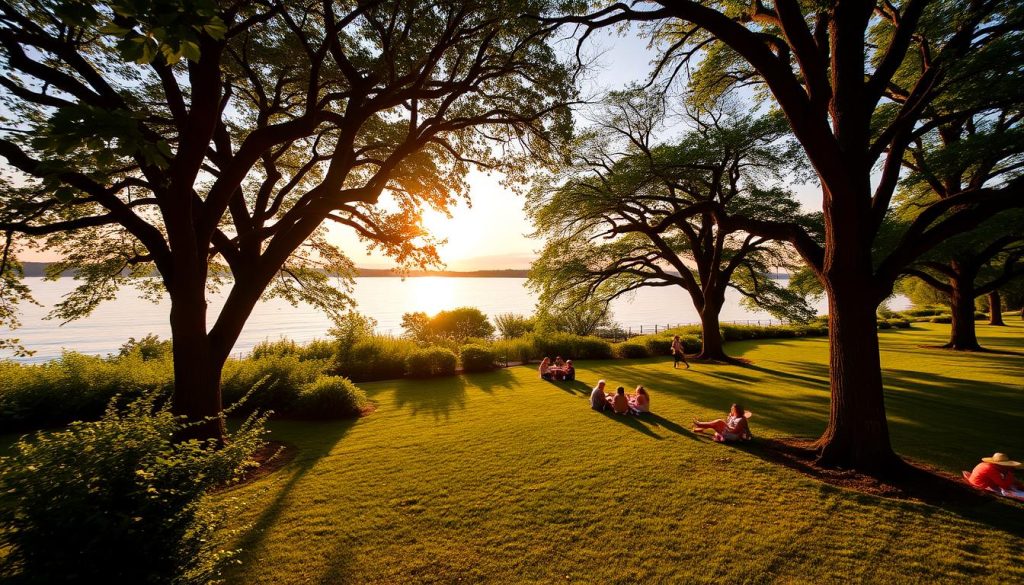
(0, 0), (576, 439)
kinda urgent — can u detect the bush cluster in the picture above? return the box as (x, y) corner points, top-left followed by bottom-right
(0, 352), (173, 431)
(460, 344), (498, 372)
(294, 376), (368, 419)
(0, 395), (267, 584)
(614, 341), (649, 359)
(331, 335), (418, 382)
(405, 347), (458, 377)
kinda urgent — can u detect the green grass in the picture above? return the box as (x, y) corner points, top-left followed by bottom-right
(216, 322), (1024, 583)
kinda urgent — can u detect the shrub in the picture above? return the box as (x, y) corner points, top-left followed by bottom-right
(493, 313), (534, 339)
(298, 339), (339, 361)
(117, 333), (172, 361)
(490, 336), (536, 364)
(900, 306), (947, 318)
(250, 338), (301, 359)
(679, 335), (703, 353)
(221, 354), (326, 414)
(614, 342), (649, 359)
(333, 335), (417, 382)
(930, 315), (952, 324)
(642, 336), (673, 356)
(293, 376), (367, 419)
(0, 394), (267, 584)
(401, 307), (494, 342)
(405, 347), (458, 377)
(886, 318), (911, 329)
(0, 351), (173, 431)
(877, 320), (892, 330)
(460, 344), (498, 372)
(533, 332), (614, 360)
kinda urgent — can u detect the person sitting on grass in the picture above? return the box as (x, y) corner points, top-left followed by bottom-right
(563, 360), (575, 381)
(692, 403), (752, 442)
(539, 357), (553, 381)
(552, 356), (566, 380)
(590, 380), (609, 411)
(965, 453), (1024, 499)
(608, 386), (630, 415)
(628, 385), (650, 414)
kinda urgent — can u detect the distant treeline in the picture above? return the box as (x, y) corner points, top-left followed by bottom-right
(18, 262), (787, 280)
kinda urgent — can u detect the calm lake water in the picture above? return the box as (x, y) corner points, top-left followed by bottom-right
(5, 277), (908, 363)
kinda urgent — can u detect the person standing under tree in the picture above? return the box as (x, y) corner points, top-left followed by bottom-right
(671, 335), (690, 369)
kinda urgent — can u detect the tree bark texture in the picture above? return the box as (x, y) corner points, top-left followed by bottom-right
(988, 291), (1004, 326)
(944, 264), (982, 350)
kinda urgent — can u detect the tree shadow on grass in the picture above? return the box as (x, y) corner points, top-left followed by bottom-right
(546, 379), (592, 396)
(390, 375), (468, 420)
(732, 438), (1024, 539)
(598, 410), (701, 441)
(469, 367), (523, 394)
(228, 419), (358, 581)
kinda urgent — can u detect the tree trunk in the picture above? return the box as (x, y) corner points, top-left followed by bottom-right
(696, 298), (728, 361)
(814, 280), (903, 475)
(169, 273), (226, 442)
(988, 291), (1004, 326)
(944, 269), (981, 350)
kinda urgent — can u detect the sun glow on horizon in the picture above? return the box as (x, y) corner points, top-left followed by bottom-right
(419, 206), (488, 267)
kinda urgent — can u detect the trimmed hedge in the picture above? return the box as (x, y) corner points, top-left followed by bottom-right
(406, 347), (458, 377)
(460, 344), (498, 373)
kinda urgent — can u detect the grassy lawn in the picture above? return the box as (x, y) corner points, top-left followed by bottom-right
(217, 322), (1022, 583)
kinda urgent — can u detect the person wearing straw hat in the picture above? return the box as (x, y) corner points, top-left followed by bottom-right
(964, 453), (1023, 496)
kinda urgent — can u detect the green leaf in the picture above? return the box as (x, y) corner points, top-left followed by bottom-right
(181, 40), (201, 63)
(53, 186), (75, 203)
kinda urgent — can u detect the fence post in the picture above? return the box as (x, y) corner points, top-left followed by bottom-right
(640, 325), (643, 334)
(654, 324), (658, 334)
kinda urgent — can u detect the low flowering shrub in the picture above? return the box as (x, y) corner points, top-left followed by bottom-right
(0, 394), (268, 584)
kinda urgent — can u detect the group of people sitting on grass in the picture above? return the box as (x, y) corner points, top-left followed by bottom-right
(538, 356), (575, 381)
(588, 380), (650, 415)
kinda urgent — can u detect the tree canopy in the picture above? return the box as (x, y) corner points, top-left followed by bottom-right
(0, 0), (577, 436)
(528, 90), (813, 359)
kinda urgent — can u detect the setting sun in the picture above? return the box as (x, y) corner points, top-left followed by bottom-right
(419, 206), (487, 267)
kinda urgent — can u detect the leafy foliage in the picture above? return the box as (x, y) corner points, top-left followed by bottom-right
(459, 344), (498, 373)
(493, 312), (535, 339)
(0, 393), (267, 584)
(405, 347), (458, 377)
(294, 375), (368, 420)
(401, 307), (495, 343)
(528, 90), (814, 354)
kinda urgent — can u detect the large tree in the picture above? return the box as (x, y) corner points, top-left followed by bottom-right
(528, 91), (813, 360)
(0, 0), (575, 439)
(902, 210), (1024, 349)
(554, 1), (1024, 474)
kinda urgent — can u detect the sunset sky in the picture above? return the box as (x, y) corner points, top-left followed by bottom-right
(337, 28), (822, 271)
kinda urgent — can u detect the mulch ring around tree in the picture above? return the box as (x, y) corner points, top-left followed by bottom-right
(746, 437), (1013, 506)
